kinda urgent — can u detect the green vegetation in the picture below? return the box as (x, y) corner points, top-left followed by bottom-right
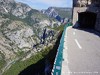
(0, 13), (31, 27)
(3, 46), (52, 75)
(58, 10), (72, 18)
(46, 24), (65, 33)
(16, 50), (25, 56)
(0, 52), (6, 70)
(52, 7), (72, 18)
(53, 24), (65, 31)
(0, 13), (22, 21)
(0, 20), (11, 30)
(24, 9), (50, 26)
(0, 59), (5, 70)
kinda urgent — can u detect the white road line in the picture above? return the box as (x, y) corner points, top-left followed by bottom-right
(64, 41), (68, 50)
(74, 29), (76, 31)
(64, 46), (68, 50)
(73, 32), (75, 35)
(75, 39), (82, 49)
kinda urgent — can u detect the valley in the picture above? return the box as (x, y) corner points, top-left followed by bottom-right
(0, 0), (72, 75)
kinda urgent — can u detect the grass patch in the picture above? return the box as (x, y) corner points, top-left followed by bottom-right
(47, 24), (65, 31)
(0, 59), (6, 70)
(53, 24), (65, 31)
(0, 52), (6, 71)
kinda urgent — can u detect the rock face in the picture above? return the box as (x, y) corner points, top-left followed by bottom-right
(41, 7), (72, 23)
(0, 0), (62, 73)
(42, 7), (58, 18)
(12, 2), (32, 18)
(0, 0), (31, 18)
(73, 0), (100, 32)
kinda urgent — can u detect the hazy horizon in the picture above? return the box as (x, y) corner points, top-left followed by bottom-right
(15, 0), (72, 10)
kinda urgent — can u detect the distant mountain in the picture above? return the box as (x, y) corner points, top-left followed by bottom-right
(41, 7), (72, 22)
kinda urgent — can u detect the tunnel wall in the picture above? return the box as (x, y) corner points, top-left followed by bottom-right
(78, 12), (97, 28)
(72, 7), (87, 25)
(72, 6), (100, 32)
(95, 10), (100, 32)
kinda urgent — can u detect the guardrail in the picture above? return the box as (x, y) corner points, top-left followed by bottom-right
(51, 23), (72, 75)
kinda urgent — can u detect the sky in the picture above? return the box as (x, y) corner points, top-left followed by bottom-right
(15, 0), (72, 10)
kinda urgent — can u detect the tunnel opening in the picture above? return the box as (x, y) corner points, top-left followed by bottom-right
(78, 11), (97, 29)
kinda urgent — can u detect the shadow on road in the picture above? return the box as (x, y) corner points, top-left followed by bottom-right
(73, 26), (100, 37)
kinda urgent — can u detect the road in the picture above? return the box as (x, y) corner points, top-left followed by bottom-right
(61, 27), (100, 75)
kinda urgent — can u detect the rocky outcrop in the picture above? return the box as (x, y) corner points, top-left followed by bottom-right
(12, 2), (32, 18)
(42, 7), (58, 18)
(0, 0), (31, 18)
(41, 7), (72, 23)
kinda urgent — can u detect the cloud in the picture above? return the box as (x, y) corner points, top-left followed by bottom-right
(15, 0), (72, 9)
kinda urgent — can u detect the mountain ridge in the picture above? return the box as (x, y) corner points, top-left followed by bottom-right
(41, 7), (72, 22)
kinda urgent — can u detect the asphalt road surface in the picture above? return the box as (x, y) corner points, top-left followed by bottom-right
(61, 27), (100, 75)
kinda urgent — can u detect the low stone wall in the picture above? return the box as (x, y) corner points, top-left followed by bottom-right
(95, 9), (100, 32)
